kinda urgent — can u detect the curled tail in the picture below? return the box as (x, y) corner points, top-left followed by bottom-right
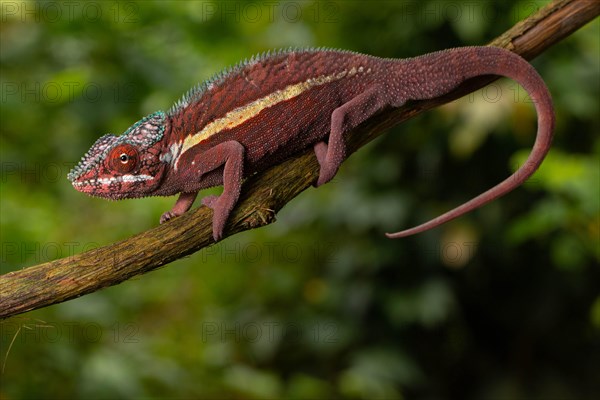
(387, 46), (555, 239)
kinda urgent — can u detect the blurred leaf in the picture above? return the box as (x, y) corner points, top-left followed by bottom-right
(223, 364), (282, 398)
(339, 347), (422, 399)
(385, 279), (455, 328)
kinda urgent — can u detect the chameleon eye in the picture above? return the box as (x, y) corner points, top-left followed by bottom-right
(108, 144), (139, 173)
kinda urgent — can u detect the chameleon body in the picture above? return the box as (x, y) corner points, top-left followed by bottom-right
(68, 46), (554, 241)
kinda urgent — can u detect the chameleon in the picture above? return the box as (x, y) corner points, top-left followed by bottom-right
(68, 46), (554, 241)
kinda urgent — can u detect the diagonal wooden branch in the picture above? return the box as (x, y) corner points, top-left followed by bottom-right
(1, 0), (598, 319)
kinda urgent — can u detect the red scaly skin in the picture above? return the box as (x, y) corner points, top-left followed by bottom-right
(68, 46), (554, 241)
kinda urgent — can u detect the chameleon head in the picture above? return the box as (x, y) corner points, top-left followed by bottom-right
(68, 111), (169, 199)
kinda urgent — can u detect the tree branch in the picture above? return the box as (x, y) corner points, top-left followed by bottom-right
(1, 0), (598, 319)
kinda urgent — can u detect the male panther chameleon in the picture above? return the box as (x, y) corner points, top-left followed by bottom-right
(68, 46), (554, 241)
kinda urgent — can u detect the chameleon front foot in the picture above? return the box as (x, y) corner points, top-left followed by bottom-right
(159, 193), (227, 241)
(160, 210), (179, 224)
(313, 141), (339, 187)
(201, 195), (234, 241)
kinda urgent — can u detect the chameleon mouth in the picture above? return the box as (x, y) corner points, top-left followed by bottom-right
(71, 174), (154, 188)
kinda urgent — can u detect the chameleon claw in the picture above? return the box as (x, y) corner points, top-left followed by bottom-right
(160, 211), (177, 224)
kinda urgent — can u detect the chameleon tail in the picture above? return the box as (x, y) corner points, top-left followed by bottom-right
(386, 46), (555, 239)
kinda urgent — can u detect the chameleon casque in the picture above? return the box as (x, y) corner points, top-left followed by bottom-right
(68, 46), (554, 241)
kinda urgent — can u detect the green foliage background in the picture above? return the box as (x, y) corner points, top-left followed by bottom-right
(1, 1), (598, 398)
